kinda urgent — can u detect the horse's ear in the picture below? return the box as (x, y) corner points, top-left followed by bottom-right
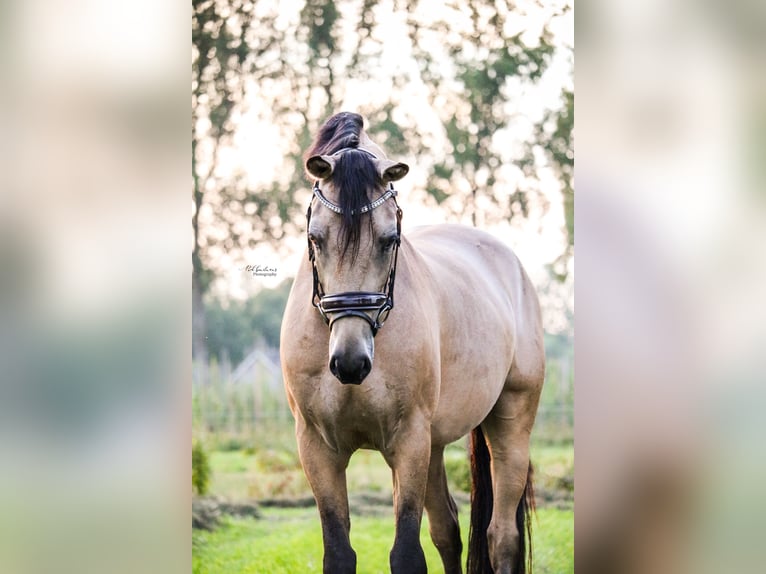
(306, 155), (336, 180)
(375, 159), (409, 183)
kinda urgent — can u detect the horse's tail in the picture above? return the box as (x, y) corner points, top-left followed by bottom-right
(517, 460), (536, 574)
(467, 426), (493, 574)
(467, 426), (536, 574)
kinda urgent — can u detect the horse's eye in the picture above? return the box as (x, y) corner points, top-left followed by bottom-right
(308, 233), (322, 250)
(380, 235), (398, 252)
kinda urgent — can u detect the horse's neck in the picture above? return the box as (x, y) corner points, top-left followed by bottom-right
(398, 235), (428, 284)
(359, 131), (387, 159)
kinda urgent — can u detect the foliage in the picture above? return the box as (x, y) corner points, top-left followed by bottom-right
(193, 440), (212, 496)
(192, 0), (274, 277)
(534, 87), (574, 278)
(542, 333), (574, 401)
(208, 447), (308, 500)
(192, 0), (346, 302)
(205, 280), (292, 364)
(192, 0), (574, 308)
(192, 0), (262, 363)
(203, 422), (572, 503)
(192, 507), (573, 573)
(407, 1), (559, 228)
(444, 446), (472, 493)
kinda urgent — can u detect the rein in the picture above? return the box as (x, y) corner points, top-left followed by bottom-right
(306, 179), (402, 337)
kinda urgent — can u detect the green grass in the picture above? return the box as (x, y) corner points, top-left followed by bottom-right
(208, 441), (573, 502)
(530, 443), (574, 493)
(193, 506), (573, 574)
(209, 449), (308, 500)
(198, 433), (573, 572)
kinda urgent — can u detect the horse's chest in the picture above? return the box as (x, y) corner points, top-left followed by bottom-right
(302, 379), (407, 451)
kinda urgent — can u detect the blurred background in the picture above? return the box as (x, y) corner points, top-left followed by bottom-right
(1, 1), (189, 573)
(577, 1), (766, 573)
(2, 0), (763, 572)
(191, 1), (574, 571)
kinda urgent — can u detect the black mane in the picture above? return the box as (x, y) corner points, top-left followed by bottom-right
(305, 111), (364, 157)
(306, 112), (382, 262)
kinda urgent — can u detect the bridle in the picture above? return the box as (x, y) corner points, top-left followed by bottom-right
(305, 151), (403, 337)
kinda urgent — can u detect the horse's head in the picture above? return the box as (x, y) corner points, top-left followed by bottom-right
(305, 147), (408, 385)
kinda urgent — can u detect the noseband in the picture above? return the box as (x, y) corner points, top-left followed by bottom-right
(306, 174), (402, 337)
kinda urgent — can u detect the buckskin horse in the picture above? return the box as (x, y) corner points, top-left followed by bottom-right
(280, 112), (545, 574)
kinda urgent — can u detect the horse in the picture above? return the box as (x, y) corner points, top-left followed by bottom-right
(280, 112), (545, 574)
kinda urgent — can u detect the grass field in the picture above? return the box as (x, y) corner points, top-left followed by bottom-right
(194, 437), (573, 573)
(193, 505), (573, 574)
(207, 440), (574, 502)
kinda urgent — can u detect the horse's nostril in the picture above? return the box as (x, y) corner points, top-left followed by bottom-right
(360, 357), (372, 380)
(329, 356), (339, 376)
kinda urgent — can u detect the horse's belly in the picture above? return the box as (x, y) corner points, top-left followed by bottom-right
(430, 364), (508, 445)
(430, 312), (514, 445)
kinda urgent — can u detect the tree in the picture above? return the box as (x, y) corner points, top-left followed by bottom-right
(536, 87), (574, 279)
(192, 0), (257, 370)
(192, 0), (348, 371)
(405, 0), (558, 228)
(192, 0), (574, 340)
(205, 280), (292, 364)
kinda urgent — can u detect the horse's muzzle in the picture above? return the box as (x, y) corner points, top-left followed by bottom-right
(329, 352), (372, 385)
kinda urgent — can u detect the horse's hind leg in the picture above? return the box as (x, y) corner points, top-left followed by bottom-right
(425, 446), (463, 574)
(482, 384), (541, 574)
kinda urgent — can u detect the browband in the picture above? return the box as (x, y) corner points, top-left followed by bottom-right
(312, 181), (397, 215)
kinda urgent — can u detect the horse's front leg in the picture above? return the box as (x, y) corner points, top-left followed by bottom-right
(385, 416), (432, 574)
(296, 424), (355, 574)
